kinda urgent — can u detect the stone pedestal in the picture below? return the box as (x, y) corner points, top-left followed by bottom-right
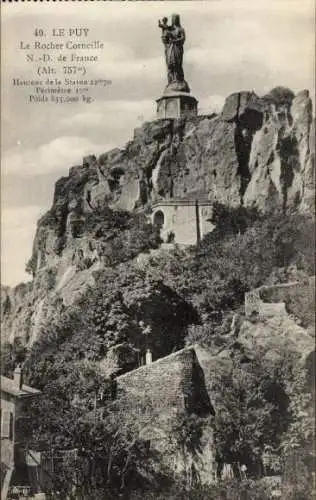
(156, 91), (198, 119)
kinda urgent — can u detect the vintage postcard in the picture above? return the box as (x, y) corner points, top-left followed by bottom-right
(1, 1), (315, 499)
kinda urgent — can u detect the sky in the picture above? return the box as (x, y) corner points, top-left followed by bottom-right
(1, 0), (315, 286)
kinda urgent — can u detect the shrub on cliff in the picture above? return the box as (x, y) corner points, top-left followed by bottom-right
(84, 207), (161, 265)
(263, 86), (295, 108)
(279, 355), (315, 497)
(187, 209), (314, 317)
(208, 202), (261, 238)
(77, 265), (198, 359)
(213, 354), (292, 479)
(25, 263), (198, 389)
(1, 337), (27, 377)
(137, 206), (314, 347)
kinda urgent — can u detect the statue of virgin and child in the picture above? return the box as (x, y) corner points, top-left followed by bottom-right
(158, 14), (190, 93)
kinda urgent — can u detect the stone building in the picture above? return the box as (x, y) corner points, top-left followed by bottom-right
(1, 367), (41, 500)
(152, 199), (214, 245)
(115, 347), (217, 484)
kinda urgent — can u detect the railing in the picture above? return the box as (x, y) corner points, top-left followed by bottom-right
(135, 108), (218, 124)
(198, 108), (218, 116)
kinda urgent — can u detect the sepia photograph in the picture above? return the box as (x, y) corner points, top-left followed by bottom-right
(1, 1), (315, 499)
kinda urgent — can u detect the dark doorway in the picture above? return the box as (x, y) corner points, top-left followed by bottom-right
(153, 210), (165, 230)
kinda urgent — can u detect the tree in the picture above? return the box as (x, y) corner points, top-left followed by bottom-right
(19, 361), (158, 498)
(82, 265), (198, 359)
(213, 356), (291, 479)
(171, 412), (206, 489)
(279, 354), (315, 499)
(1, 337), (27, 377)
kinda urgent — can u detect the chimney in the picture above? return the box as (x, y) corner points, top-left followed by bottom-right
(145, 348), (152, 365)
(13, 364), (23, 389)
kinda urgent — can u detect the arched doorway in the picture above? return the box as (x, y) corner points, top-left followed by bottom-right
(153, 210), (165, 230)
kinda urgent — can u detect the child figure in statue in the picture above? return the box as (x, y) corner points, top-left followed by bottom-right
(158, 17), (172, 42)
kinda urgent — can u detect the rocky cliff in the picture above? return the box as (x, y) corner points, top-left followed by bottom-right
(1, 87), (314, 348)
(1, 87), (315, 495)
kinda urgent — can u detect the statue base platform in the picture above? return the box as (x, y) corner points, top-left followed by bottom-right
(156, 91), (198, 120)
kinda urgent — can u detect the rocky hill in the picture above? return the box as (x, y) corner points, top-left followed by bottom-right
(1, 87), (314, 348)
(1, 86), (315, 498)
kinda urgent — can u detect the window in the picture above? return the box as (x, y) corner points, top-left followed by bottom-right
(1, 410), (13, 440)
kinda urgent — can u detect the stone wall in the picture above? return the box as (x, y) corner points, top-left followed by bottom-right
(244, 289), (261, 317)
(115, 347), (216, 483)
(244, 277), (315, 325)
(117, 347), (213, 420)
(1, 393), (15, 468)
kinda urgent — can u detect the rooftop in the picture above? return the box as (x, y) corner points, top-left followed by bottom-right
(116, 345), (197, 380)
(152, 198), (212, 208)
(1, 376), (41, 398)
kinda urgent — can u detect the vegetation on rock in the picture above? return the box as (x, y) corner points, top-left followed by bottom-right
(2, 201), (315, 498)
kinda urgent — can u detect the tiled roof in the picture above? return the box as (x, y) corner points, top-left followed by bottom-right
(1, 376), (41, 398)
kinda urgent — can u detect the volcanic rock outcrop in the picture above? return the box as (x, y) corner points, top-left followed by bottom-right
(1, 87), (314, 347)
(31, 88), (315, 272)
